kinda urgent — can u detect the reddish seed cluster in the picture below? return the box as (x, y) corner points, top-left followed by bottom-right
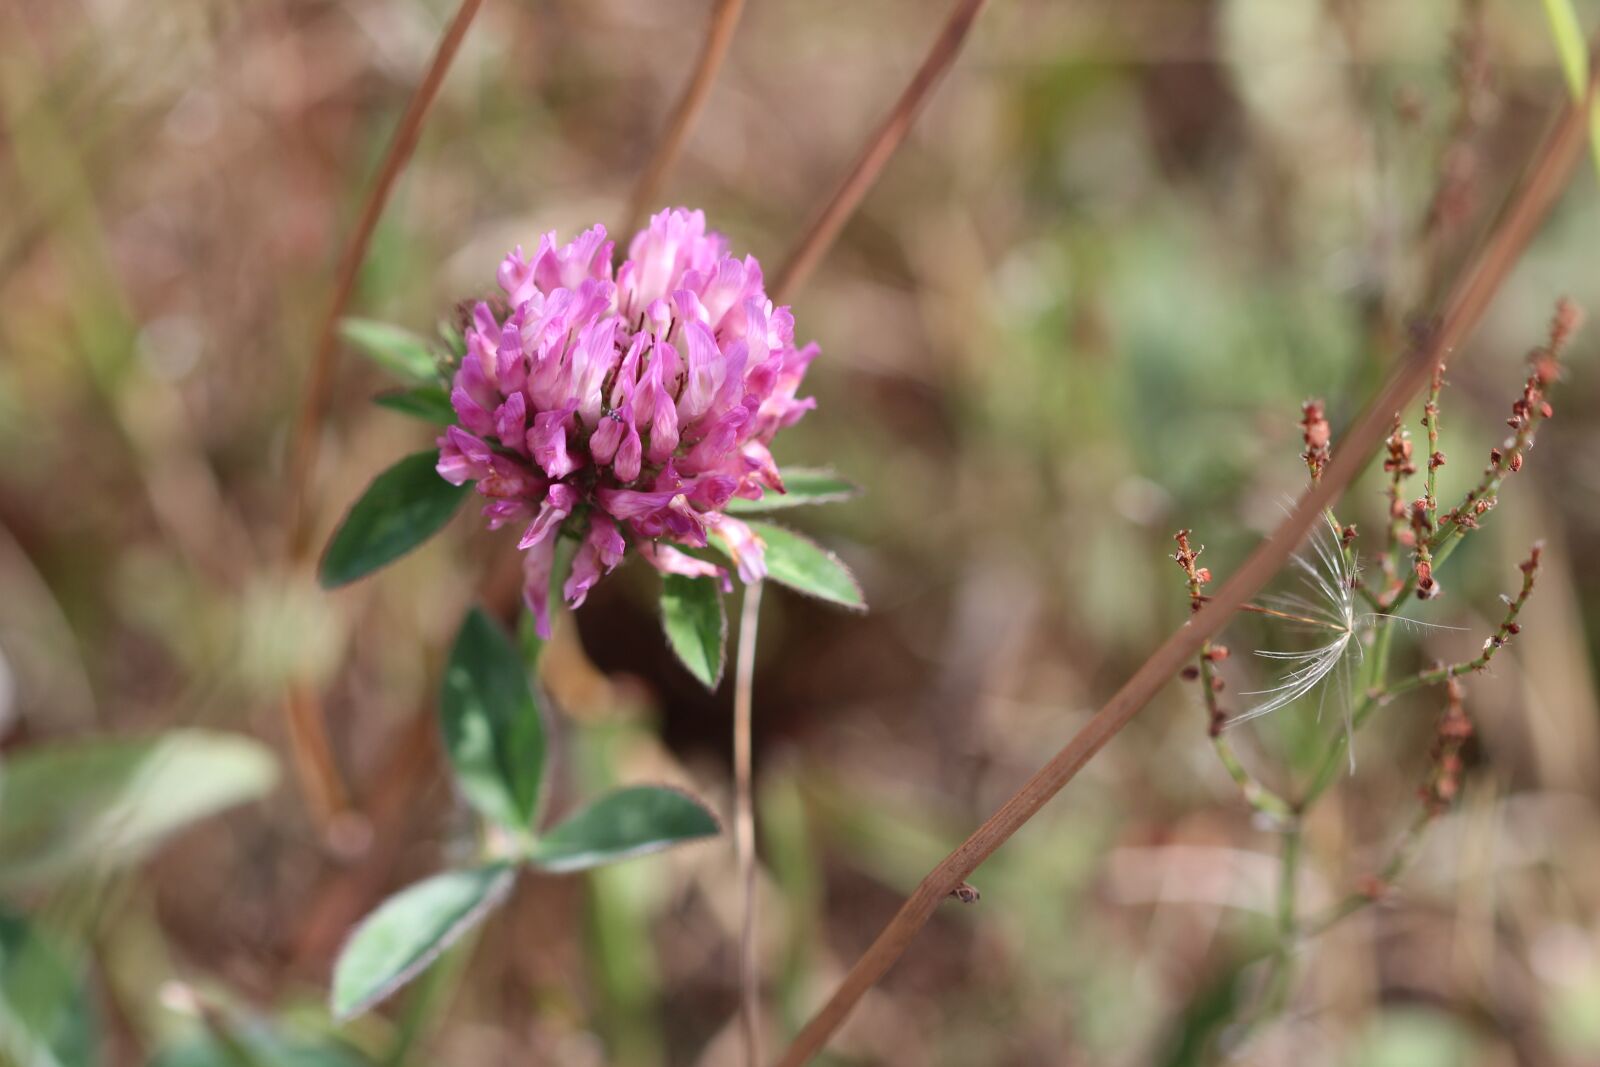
(1300, 399), (1332, 482)
(1441, 299), (1580, 536)
(1383, 421), (1417, 478)
(1172, 529), (1211, 613)
(1421, 676), (1474, 815)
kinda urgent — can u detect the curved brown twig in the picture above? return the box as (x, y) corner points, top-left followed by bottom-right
(622, 0), (748, 238)
(772, 50), (1600, 1067)
(281, 0), (485, 825)
(770, 0), (989, 301)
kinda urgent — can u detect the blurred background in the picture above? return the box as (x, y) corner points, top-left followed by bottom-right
(5, 0), (1600, 1063)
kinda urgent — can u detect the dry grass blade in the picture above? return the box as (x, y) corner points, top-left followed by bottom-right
(279, 0), (484, 826)
(770, 0), (989, 301)
(771, 46), (1600, 1067)
(285, 0), (485, 559)
(623, 0), (748, 238)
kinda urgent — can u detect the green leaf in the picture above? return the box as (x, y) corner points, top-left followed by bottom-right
(528, 786), (720, 873)
(738, 522), (865, 611)
(440, 609), (546, 832)
(372, 385), (454, 424)
(150, 1031), (372, 1067)
(659, 575), (726, 688)
(1541, 0), (1600, 185)
(339, 318), (440, 384)
(438, 320), (467, 359)
(0, 731), (278, 891)
(724, 468), (860, 513)
(0, 912), (96, 1067)
(319, 452), (468, 589)
(331, 865), (514, 1021)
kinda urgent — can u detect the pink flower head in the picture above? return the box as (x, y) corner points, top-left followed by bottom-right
(437, 209), (817, 637)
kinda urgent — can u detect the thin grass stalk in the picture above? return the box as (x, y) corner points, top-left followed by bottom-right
(770, 0), (989, 301)
(623, 0), (747, 237)
(278, 0), (485, 826)
(772, 49), (1600, 1067)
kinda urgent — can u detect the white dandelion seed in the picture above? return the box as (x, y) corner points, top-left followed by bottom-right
(1224, 513), (1460, 770)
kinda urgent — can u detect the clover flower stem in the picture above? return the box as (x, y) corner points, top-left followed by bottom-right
(733, 580), (765, 1067)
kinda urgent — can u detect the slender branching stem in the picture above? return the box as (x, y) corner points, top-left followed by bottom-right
(734, 580), (764, 1067)
(772, 46), (1599, 1067)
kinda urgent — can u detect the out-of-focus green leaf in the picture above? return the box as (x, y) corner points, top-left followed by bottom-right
(740, 522), (865, 611)
(440, 609), (546, 833)
(372, 385), (454, 424)
(330, 865), (514, 1021)
(724, 468), (860, 513)
(527, 787), (719, 873)
(150, 1029), (373, 1067)
(339, 319), (440, 384)
(437, 320), (466, 359)
(1154, 960), (1245, 1067)
(659, 575), (726, 688)
(319, 452), (467, 589)
(1541, 0), (1600, 184)
(0, 912), (95, 1067)
(0, 731), (278, 891)
(1349, 1007), (1476, 1067)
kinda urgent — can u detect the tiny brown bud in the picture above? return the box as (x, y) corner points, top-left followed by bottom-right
(1211, 676), (1225, 693)
(1508, 452), (1523, 473)
(1180, 666), (1200, 681)
(1208, 646), (1230, 662)
(1430, 451), (1446, 469)
(1489, 447), (1503, 466)
(948, 882), (981, 904)
(1194, 567), (1211, 584)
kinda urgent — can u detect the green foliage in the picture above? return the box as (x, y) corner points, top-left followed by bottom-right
(724, 468), (859, 513)
(741, 521), (865, 611)
(0, 912), (95, 1067)
(0, 731), (278, 891)
(1540, 0), (1600, 186)
(150, 1031), (372, 1067)
(331, 865), (516, 1021)
(659, 575), (726, 688)
(440, 609), (547, 833)
(339, 319), (441, 384)
(330, 607), (720, 1020)
(528, 786), (720, 873)
(372, 385), (455, 424)
(318, 452), (468, 589)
